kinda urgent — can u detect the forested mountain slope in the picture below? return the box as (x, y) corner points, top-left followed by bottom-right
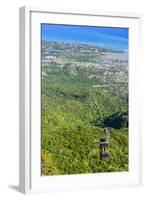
(41, 41), (128, 175)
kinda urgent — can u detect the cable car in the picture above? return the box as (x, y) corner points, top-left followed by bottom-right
(100, 138), (109, 159)
(100, 128), (110, 159)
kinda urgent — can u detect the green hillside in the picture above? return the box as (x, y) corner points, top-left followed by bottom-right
(41, 41), (128, 175)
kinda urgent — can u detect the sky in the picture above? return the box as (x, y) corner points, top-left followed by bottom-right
(41, 24), (128, 51)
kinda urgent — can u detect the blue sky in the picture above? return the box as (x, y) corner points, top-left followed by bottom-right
(41, 24), (128, 51)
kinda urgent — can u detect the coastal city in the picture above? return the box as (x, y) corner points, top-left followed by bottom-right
(42, 40), (128, 101)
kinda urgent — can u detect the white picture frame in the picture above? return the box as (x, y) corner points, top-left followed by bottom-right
(19, 6), (143, 194)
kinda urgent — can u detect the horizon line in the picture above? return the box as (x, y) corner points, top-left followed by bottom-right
(42, 39), (128, 53)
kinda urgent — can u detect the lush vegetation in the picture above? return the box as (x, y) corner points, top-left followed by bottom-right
(41, 41), (128, 175)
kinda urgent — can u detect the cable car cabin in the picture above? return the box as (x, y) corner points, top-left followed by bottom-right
(100, 138), (109, 159)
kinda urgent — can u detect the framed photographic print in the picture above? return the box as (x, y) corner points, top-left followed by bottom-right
(19, 6), (142, 193)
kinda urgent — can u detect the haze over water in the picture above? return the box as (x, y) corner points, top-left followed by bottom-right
(42, 24), (128, 53)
